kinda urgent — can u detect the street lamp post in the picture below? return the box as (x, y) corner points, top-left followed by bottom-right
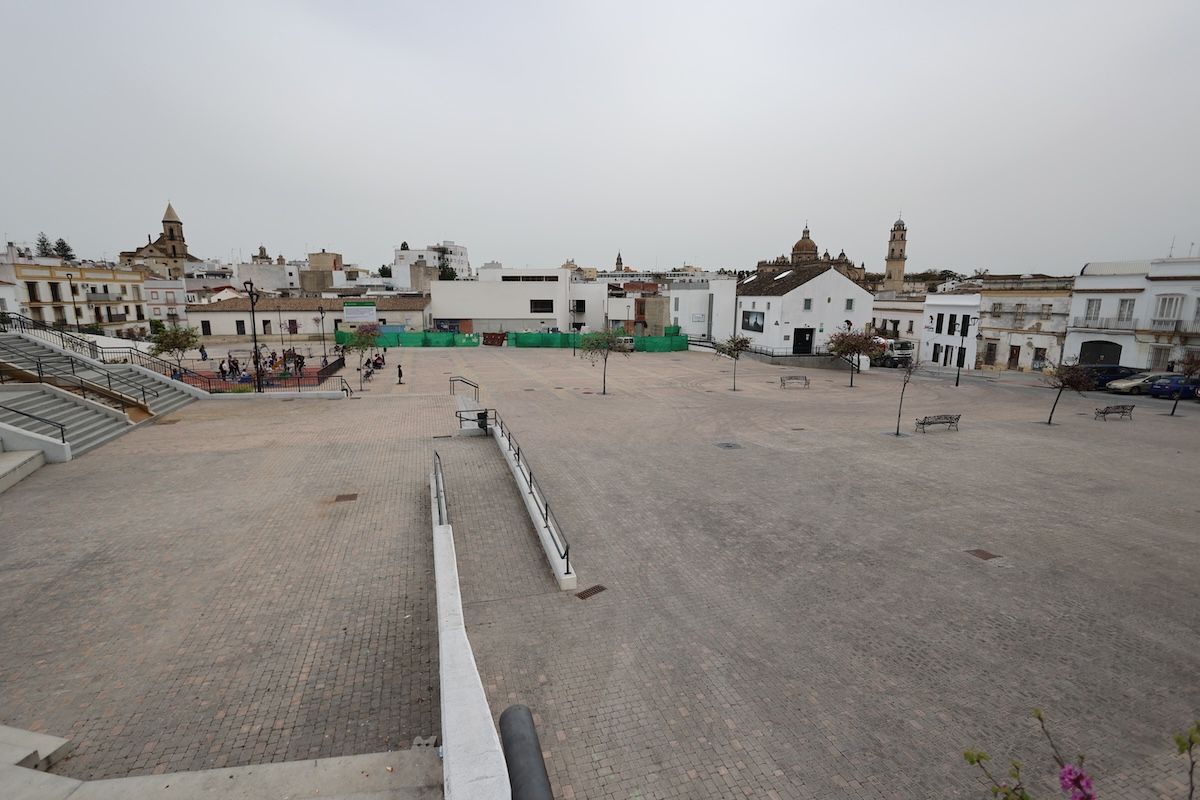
(65, 273), (80, 333)
(244, 279), (263, 393)
(317, 305), (328, 366)
(276, 305), (286, 353)
(955, 314), (982, 387)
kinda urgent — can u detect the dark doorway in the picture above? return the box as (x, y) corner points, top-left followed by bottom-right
(984, 341), (998, 365)
(792, 328), (814, 355)
(1079, 340), (1121, 364)
(1007, 345), (1021, 369)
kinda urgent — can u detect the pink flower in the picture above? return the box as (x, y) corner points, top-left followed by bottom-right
(1059, 764), (1095, 799)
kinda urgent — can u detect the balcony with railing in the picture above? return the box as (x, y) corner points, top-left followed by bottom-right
(1149, 318), (1185, 332)
(106, 313), (128, 323)
(1070, 316), (1138, 330)
(87, 292), (121, 302)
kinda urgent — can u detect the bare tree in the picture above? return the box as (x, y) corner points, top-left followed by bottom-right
(894, 360), (918, 436)
(826, 329), (886, 387)
(1170, 351), (1200, 417)
(1043, 359), (1095, 424)
(714, 334), (751, 391)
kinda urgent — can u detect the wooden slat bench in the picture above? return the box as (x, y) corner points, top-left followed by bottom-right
(915, 414), (961, 432)
(1094, 404), (1134, 421)
(780, 375), (809, 389)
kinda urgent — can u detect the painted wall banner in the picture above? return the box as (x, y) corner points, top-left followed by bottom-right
(343, 301), (377, 324)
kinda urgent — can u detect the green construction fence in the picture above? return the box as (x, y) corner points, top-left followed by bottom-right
(334, 329), (685, 350)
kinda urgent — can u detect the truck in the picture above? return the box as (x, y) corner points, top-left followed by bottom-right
(871, 337), (917, 368)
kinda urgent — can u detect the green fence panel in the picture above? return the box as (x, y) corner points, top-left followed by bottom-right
(514, 332), (543, 348)
(334, 329), (351, 345)
(506, 332), (516, 347)
(426, 332), (456, 347)
(395, 331), (428, 347)
(635, 336), (674, 352)
(664, 325), (681, 336)
(671, 335), (689, 351)
(454, 333), (480, 347)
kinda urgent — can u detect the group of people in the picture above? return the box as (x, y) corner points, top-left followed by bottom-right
(215, 346), (309, 383)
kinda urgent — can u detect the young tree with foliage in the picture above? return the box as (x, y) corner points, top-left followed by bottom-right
(148, 318), (166, 336)
(439, 265), (458, 281)
(826, 329), (886, 387)
(52, 238), (75, 261)
(347, 322), (380, 390)
(35, 232), (53, 257)
(714, 334), (751, 391)
(378, 265), (392, 278)
(579, 327), (627, 395)
(1170, 351), (1200, 417)
(1043, 360), (1095, 424)
(149, 324), (201, 373)
(893, 359), (918, 436)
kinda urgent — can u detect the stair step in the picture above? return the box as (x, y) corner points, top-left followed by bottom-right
(0, 450), (44, 495)
(0, 724), (72, 770)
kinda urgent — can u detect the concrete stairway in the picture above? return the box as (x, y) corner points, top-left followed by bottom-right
(0, 723), (443, 799)
(0, 449), (45, 494)
(0, 334), (195, 417)
(0, 388), (130, 456)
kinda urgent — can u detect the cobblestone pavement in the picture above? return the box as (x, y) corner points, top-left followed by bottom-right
(408, 347), (1200, 800)
(0, 382), (454, 779)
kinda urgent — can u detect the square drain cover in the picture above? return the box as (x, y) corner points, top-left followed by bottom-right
(965, 548), (999, 560)
(335, 493), (359, 502)
(576, 585), (607, 600)
(714, 442), (742, 449)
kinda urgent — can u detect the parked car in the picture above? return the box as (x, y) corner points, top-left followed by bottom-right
(1106, 371), (1176, 394)
(1147, 375), (1200, 399)
(1080, 364), (1140, 388)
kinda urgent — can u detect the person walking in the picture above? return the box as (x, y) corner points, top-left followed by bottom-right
(199, 344), (208, 361)
(396, 363), (404, 384)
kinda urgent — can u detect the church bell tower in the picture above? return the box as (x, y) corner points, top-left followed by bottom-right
(883, 217), (907, 292)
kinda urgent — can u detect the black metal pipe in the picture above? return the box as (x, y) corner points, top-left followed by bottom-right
(499, 705), (554, 800)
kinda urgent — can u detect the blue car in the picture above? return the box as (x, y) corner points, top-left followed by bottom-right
(1147, 375), (1200, 399)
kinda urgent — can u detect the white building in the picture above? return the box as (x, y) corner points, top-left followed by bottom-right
(660, 278), (736, 340)
(430, 266), (586, 332)
(870, 297), (925, 347)
(1063, 257), (1200, 370)
(920, 293), (982, 369)
(393, 240), (470, 287)
(144, 278), (189, 325)
(185, 296), (429, 339)
(734, 266), (874, 354)
(0, 278), (19, 315)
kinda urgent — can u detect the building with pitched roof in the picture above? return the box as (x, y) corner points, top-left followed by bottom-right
(735, 264), (873, 355)
(118, 203), (202, 279)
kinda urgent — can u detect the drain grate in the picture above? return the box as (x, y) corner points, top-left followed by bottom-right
(524, 388), (536, 391)
(335, 493), (359, 502)
(714, 442), (742, 449)
(156, 419), (181, 425)
(575, 584), (607, 600)
(432, 435), (451, 439)
(965, 548), (999, 560)
(791, 427), (805, 431)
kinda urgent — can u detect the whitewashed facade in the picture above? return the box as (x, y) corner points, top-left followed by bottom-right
(920, 294), (982, 369)
(735, 267), (874, 354)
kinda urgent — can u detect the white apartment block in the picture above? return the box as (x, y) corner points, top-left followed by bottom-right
(393, 240), (470, 287)
(920, 293), (982, 370)
(144, 278), (189, 325)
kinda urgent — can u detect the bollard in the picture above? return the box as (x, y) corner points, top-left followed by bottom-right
(499, 705), (553, 800)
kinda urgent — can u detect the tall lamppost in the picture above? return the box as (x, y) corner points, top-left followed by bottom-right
(65, 273), (80, 333)
(244, 279), (263, 392)
(955, 314), (982, 387)
(317, 305), (328, 365)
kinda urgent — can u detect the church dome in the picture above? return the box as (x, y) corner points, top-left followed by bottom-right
(792, 227), (818, 256)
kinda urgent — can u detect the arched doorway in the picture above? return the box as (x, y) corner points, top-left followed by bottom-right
(1079, 340), (1122, 364)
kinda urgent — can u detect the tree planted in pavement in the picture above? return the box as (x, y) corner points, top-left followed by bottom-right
(347, 322), (380, 390)
(1170, 350), (1200, 417)
(893, 359), (918, 436)
(1043, 359), (1095, 424)
(579, 327), (627, 395)
(149, 323), (201, 373)
(826, 329), (885, 387)
(714, 334), (751, 391)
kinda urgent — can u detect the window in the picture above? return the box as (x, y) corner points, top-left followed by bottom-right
(165, 291), (175, 303)
(70, 283), (78, 296)
(932, 343), (942, 362)
(25, 281), (39, 301)
(263, 320), (271, 334)
(121, 285), (128, 295)
(1040, 304), (1053, 319)
(49, 282), (62, 302)
(673, 297), (679, 311)
(530, 299), (554, 313)
(1084, 298), (1101, 320)
(803, 298), (812, 311)
(1154, 295), (1183, 321)
(1150, 345), (1171, 370)
(570, 300), (585, 313)
(845, 298), (854, 311)
(235, 320), (246, 335)
(288, 319), (298, 334)
(957, 348), (967, 368)
(907, 320), (914, 333)
(991, 302), (1002, 314)
(201, 320), (211, 336)
(1014, 303), (1026, 318)
(153, 307), (161, 316)
(948, 315), (958, 336)
(766, 302), (770, 310)
(1117, 298), (1135, 322)
(151, 291), (159, 300)
(935, 313), (944, 333)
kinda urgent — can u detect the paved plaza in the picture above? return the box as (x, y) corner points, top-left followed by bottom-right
(1, 346), (1198, 798)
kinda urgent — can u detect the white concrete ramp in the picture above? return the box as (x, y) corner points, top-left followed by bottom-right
(0, 725), (442, 800)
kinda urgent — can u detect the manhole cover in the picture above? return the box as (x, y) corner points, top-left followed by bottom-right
(965, 548), (999, 560)
(576, 585), (607, 600)
(714, 442), (742, 449)
(335, 493), (359, 502)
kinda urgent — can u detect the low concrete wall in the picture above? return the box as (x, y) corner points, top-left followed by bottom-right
(203, 390), (345, 400)
(491, 425), (577, 591)
(428, 475), (510, 800)
(0, 420), (71, 462)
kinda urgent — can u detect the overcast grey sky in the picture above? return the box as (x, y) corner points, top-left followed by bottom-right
(2, 1), (1197, 275)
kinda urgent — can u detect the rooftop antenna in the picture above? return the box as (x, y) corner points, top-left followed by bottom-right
(1168, 235), (1175, 257)
(1189, 242), (1196, 258)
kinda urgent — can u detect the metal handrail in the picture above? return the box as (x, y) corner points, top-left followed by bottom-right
(449, 375), (479, 400)
(432, 450), (448, 525)
(491, 412), (570, 574)
(0, 403), (67, 442)
(339, 377), (354, 397)
(0, 340), (158, 404)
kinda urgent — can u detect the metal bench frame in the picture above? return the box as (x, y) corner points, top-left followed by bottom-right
(915, 414), (961, 432)
(780, 375), (810, 389)
(1094, 405), (1134, 421)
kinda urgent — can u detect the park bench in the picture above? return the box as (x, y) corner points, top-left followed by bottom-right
(780, 375), (810, 389)
(915, 414), (961, 433)
(1094, 404), (1134, 421)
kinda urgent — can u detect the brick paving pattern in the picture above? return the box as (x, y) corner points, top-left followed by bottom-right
(414, 348), (1200, 800)
(2, 346), (1197, 799)
(0, 383), (453, 779)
